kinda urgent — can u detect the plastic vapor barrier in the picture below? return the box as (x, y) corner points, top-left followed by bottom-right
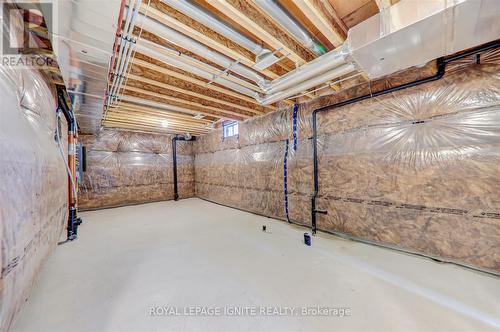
(79, 129), (194, 210)
(0, 66), (67, 331)
(194, 49), (500, 273)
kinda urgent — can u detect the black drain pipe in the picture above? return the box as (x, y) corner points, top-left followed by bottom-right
(310, 40), (500, 235)
(172, 134), (195, 201)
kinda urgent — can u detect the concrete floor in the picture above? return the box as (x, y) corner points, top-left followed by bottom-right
(12, 198), (500, 332)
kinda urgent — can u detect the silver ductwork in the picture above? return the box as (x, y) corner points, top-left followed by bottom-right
(135, 13), (269, 88)
(160, 0), (281, 70)
(161, 0), (260, 55)
(252, 0), (327, 56)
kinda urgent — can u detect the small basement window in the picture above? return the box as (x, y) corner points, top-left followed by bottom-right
(222, 121), (238, 138)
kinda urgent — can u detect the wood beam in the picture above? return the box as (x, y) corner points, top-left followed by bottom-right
(109, 104), (213, 125)
(118, 95), (212, 117)
(206, 0), (314, 65)
(103, 119), (210, 135)
(130, 56), (264, 108)
(103, 120), (210, 135)
(290, 0), (347, 46)
(341, 0), (379, 28)
(125, 73), (261, 117)
(104, 115), (211, 133)
(140, 3), (279, 80)
(121, 85), (248, 121)
(106, 112), (212, 131)
(135, 47), (261, 92)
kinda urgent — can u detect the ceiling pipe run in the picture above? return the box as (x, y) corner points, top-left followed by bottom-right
(135, 13), (269, 88)
(108, 0), (142, 106)
(252, 0), (327, 56)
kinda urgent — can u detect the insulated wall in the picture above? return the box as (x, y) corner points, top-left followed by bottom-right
(194, 49), (500, 273)
(79, 129), (194, 210)
(0, 67), (68, 331)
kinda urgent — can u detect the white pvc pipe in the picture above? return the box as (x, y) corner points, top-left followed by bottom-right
(112, 42), (136, 103)
(109, 38), (131, 99)
(257, 63), (356, 105)
(111, 0), (142, 104)
(253, 0), (325, 56)
(261, 46), (349, 94)
(122, 0), (135, 39)
(136, 43), (259, 98)
(136, 14), (268, 88)
(108, 37), (125, 99)
(108, 0), (137, 105)
(160, 0), (263, 55)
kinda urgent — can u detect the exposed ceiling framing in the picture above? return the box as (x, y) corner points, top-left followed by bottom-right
(102, 0), (383, 135)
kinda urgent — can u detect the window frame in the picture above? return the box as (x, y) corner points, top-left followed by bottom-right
(222, 121), (239, 139)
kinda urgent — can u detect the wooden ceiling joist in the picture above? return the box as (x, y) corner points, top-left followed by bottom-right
(110, 103), (213, 124)
(106, 112), (211, 131)
(141, 3), (280, 80)
(290, 0), (347, 46)
(330, 0), (379, 29)
(108, 112), (210, 130)
(122, 81), (251, 119)
(103, 120), (210, 136)
(120, 85), (248, 121)
(104, 115), (211, 133)
(134, 50), (261, 93)
(125, 73), (263, 116)
(128, 64), (269, 114)
(130, 56), (266, 109)
(105, 115), (210, 133)
(206, 0), (315, 65)
(117, 95), (212, 117)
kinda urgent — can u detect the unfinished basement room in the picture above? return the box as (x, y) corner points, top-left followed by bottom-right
(1, 0), (500, 331)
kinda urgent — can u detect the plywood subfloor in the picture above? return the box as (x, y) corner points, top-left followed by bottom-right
(12, 199), (500, 332)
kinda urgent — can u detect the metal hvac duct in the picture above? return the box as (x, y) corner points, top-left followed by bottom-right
(135, 13), (268, 88)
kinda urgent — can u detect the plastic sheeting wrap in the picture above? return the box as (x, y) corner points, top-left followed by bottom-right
(79, 129), (194, 210)
(196, 140), (285, 219)
(194, 49), (500, 273)
(0, 66), (67, 330)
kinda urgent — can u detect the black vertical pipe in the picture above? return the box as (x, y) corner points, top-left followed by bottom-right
(172, 136), (179, 201)
(310, 40), (500, 235)
(172, 135), (195, 201)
